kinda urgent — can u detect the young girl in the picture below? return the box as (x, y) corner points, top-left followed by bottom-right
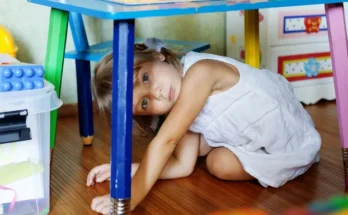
(86, 38), (321, 214)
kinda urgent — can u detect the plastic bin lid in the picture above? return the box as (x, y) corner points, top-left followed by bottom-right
(0, 80), (63, 114)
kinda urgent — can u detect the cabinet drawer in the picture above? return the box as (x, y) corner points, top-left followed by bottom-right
(268, 43), (333, 86)
(267, 5), (328, 46)
(269, 43), (335, 104)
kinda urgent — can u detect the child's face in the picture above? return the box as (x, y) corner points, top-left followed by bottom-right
(133, 59), (182, 116)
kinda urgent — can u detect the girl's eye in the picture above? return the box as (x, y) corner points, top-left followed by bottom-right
(141, 98), (148, 110)
(143, 73), (149, 84)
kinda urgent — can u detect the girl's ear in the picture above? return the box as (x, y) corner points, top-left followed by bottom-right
(153, 52), (165, 62)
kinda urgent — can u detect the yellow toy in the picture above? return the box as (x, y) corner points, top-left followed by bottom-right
(0, 25), (17, 58)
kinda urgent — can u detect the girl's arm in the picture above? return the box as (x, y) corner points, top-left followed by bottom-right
(131, 60), (218, 210)
(132, 131), (200, 179)
(87, 132), (200, 185)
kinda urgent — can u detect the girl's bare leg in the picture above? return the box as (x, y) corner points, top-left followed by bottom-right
(206, 147), (254, 181)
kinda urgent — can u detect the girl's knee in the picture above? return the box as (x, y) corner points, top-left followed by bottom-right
(206, 148), (232, 179)
(206, 148), (253, 181)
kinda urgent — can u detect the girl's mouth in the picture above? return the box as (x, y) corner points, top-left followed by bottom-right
(168, 85), (174, 101)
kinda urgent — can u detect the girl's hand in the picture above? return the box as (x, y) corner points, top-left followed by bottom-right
(89, 163), (139, 214)
(91, 194), (110, 214)
(91, 194), (138, 214)
(86, 163), (111, 186)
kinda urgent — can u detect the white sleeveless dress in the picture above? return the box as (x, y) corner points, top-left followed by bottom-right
(181, 52), (321, 188)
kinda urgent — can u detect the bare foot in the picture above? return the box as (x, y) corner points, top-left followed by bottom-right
(86, 163), (111, 186)
(91, 194), (110, 215)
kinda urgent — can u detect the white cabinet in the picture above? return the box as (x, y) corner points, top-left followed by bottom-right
(226, 5), (337, 105)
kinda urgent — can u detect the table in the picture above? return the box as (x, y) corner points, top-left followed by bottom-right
(27, 0), (348, 214)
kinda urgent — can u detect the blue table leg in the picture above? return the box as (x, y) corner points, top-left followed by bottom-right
(75, 60), (94, 145)
(110, 19), (135, 214)
(69, 12), (94, 145)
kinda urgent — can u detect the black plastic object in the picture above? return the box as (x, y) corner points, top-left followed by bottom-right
(0, 109), (31, 144)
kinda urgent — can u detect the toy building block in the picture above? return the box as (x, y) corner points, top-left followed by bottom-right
(0, 64), (45, 92)
(283, 208), (313, 215)
(308, 195), (348, 214)
(210, 195), (348, 215)
(210, 208), (269, 215)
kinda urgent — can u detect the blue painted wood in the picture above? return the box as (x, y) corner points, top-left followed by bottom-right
(69, 12), (89, 51)
(110, 19), (134, 200)
(28, 0), (348, 20)
(65, 39), (210, 61)
(69, 12), (94, 142)
(75, 60), (94, 140)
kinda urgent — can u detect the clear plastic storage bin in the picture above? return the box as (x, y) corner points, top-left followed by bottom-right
(0, 80), (62, 215)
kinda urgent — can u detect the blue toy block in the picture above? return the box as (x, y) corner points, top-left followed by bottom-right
(0, 64), (45, 92)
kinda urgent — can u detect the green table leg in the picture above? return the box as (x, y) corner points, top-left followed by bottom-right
(44, 8), (69, 149)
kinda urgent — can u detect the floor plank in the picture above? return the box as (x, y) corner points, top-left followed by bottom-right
(50, 100), (346, 214)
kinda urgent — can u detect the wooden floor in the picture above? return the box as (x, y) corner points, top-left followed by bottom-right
(49, 100), (346, 215)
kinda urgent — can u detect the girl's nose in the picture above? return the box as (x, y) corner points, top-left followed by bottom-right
(150, 86), (162, 101)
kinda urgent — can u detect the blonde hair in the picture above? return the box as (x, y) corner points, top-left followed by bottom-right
(92, 43), (181, 133)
